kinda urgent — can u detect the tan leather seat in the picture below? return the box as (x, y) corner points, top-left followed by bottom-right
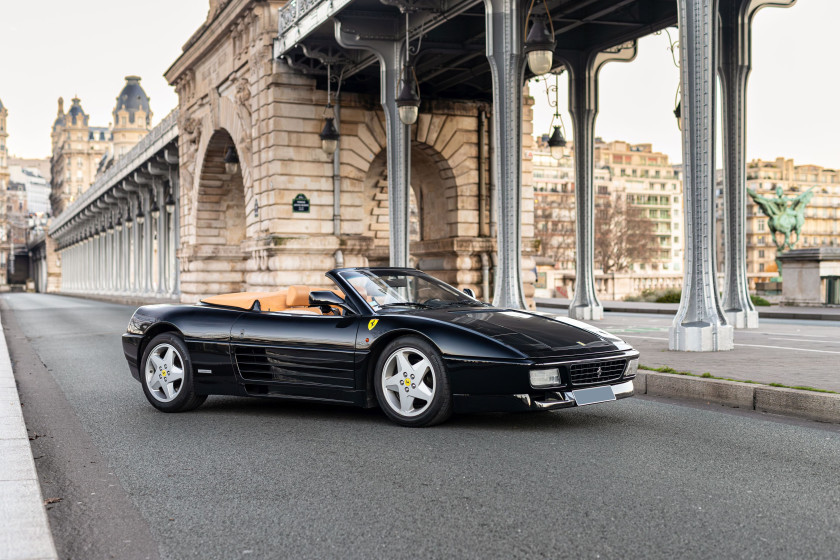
(202, 291), (270, 310)
(258, 289), (288, 312)
(286, 285), (322, 315)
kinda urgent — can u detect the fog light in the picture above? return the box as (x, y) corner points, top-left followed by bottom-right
(624, 359), (639, 379)
(530, 368), (560, 388)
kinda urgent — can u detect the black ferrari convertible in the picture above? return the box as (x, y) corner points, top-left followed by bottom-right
(122, 267), (639, 426)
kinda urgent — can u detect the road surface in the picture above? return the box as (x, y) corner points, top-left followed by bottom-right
(3, 293), (839, 560)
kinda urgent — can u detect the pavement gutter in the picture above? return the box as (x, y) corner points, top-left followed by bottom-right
(0, 313), (59, 560)
(634, 371), (840, 424)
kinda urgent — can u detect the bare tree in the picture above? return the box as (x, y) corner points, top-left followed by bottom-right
(595, 196), (658, 273)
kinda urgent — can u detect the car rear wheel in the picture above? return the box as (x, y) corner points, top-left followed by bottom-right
(141, 333), (206, 413)
(374, 336), (452, 427)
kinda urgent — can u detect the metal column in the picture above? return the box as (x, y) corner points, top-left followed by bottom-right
(669, 0), (734, 351)
(336, 17), (411, 268)
(483, 0), (526, 309)
(557, 42), (637, 321)
(719, 0), (796, 329)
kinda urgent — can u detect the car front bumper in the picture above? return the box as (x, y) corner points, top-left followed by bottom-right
(122, 333), (143, 382)
(453, 379), (635, 413)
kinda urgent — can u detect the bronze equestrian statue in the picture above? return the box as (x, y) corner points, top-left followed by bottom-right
(746, 185), (815, 276)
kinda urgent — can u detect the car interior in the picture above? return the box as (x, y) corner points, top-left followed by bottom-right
(201, 285), (348, 315)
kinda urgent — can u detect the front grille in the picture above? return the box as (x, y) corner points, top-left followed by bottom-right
(569, 359), (626, 386)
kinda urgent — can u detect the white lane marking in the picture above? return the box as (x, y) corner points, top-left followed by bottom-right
(759, 332), (840, 339)
(621, 335), (840, 355)
(769, 337), (840, 345)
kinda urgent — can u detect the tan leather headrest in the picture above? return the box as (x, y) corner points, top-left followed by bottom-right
(286, 285), (311, 307)
(259, 289), (288, 312)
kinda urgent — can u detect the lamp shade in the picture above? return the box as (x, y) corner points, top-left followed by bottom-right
(319, 117), (340, 156)
(524, 18), (555, 75)
(396, 68), (421, 125)
(547, 125), (566, 159)
(223, 145), (240, 174)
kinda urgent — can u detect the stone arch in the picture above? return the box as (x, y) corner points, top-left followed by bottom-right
(362, 141), (459, 266)
(180, 128), (248, 300)
(190, 95), (253, 194)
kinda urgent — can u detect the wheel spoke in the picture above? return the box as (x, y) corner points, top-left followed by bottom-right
(166, 367), (184, 383)
(162, 381), (176, 400)
(412, 381), (433, 402)
(384, 373), (403, 391)
(163, 347), (175, 368)
(148, 374), (162, 390)
(150, 354), (164, 370)
(395, 351), (412, 375)
(411, 358), (431, 377)
(399, 393), (415, 413)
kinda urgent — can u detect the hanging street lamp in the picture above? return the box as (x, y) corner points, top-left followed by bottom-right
(524, 0), (556, 76)
(223, 146), (240, 174)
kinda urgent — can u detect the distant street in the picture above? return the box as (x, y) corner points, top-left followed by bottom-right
(4, 292), (840, 560)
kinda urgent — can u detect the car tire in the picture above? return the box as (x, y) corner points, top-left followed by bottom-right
(374, 336), (452, 427)
(140, 333), (207, 413)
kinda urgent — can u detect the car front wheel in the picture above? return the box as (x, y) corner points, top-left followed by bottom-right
(140, 333), (206, 412)
(374, 336), (452, 427)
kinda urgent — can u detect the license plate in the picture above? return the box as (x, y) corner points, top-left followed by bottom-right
(572, 385), (616, 406)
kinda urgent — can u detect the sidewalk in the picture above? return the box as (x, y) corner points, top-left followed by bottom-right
(0, 314), (58, 560)
(535, 297), (840, 321)
(536, 298), (840, 424)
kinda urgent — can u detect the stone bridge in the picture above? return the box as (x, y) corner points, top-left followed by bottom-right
(46, 0), (798, 351)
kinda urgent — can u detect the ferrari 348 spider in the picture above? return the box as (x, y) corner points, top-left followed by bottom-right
(122, 267), (639, 426)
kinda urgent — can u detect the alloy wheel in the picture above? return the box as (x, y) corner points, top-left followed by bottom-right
(144, 343), (185, 403)
(381, 347), (436, 417)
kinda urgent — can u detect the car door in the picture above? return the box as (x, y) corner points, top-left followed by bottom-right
(229, 311), (363, 404)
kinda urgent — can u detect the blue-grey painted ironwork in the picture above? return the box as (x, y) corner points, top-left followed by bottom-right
(556, 41), (637, 321)
(719, 0), (797, 329)
(484, 0), (526, 310)
(670, 0), (733, 351)
(335, 16), (411, 268)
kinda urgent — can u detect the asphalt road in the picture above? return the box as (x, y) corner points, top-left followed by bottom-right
(4, 292), (840, 560)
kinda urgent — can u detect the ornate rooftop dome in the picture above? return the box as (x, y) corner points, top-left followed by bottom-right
(113, 76), (152, 127)
(67, 97), (89, 126)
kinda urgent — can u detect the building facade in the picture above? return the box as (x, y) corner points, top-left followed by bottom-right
(10, 165), (51, 215)
(0, 97), (8, 285)
(533, 139), (683, 277)
(593, 140), (683, 273)
(50, 77), (153, 216)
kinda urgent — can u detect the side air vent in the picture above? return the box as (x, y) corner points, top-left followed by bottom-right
(234, 346), (272, 381)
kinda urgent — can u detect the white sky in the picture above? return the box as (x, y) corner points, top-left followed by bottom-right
(1, 1), (838, 169)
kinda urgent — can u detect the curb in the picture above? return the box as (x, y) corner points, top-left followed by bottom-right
(0, 313), (59, 560)
(634, 371), (840, 424)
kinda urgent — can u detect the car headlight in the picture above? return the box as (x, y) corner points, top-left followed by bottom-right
(530, 368), (560, 388)
(624, 358), (639, 379)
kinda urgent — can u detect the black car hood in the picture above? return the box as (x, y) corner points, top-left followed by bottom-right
(412, 307), (619, 357)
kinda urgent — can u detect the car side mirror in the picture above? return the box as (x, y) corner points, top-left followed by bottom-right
(463, 288), (476, 298)
(309, 291), (355, 315)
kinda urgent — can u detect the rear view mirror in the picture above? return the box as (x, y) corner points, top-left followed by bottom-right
(463, 288), (476, 298)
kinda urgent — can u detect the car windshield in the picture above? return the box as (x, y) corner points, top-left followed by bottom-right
(338, 269), (485, 311)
